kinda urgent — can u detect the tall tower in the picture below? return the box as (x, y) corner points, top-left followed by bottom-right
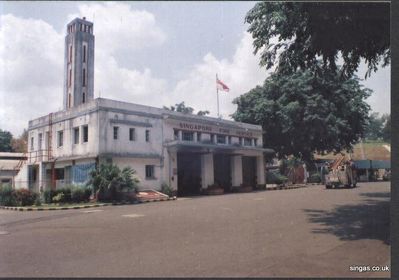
(63, 17), (95, 109)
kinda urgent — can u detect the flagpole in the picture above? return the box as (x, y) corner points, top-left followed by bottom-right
(216, 73), (220, 118)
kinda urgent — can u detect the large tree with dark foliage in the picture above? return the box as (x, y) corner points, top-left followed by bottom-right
(232, 70), (371, 162)
(163, 101), (210, 116)
(245, 2), (390, 78)
(0, 129), (13, 152)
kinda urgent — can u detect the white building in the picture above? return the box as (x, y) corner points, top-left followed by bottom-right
(15, 17), (271, 196)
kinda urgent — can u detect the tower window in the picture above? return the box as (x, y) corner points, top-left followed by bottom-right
(68, 93), (72, 108)
(82, 68), (86, 86)
(82, 92), (86, 103)
(145, 165), (155, 179)
(80, 23), (82, 31)
(113, 126), (119, 140)
(68, 68), (72, 87)
(30, 137), (34, 151)
(69, 45), (72, 62)
(38, 133), (43, 150)
(83, 45), (86, 63)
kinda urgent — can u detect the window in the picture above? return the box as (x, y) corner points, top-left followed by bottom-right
(173, 129), (179, 140)
(73, 127), (79, 144)
(82, 125), (88, 142)
(83, 45), (86, 63)
(69, 45), (72, 63)
(244, 137), (252, 146)
(254, 139), (258, 147)
(129, 128), (136, 141)
(197, 132), (201, 142)
(38, 133), (43, 150)
(228, 136), (232, 145)
(30, 137), (34, 151)
(239, 137), (243, 145)
(182, 131), (194, 141)
(57, 131), (64, 147)
(80, 23), (83, 31)
(217, 134), (226, 144)
(68, 93), (72, 108)
(113, 126), (119, 140)
(68, 69), (72, 87)
(145, 130), (150, 142)
(82, 68), (86, 86)
(82, 92), (86, 103)
(145, 165), (155, 179)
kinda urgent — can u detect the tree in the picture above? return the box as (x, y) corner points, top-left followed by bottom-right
(87, 163), (140, 202)
(245, 2), (390, 78)
(382, 114), (391, 142)
(11, 129), (28, 153)
(364, 112), (385, 140)
(0, 129), (13, 152)
(232, 70), (371, 163)
(197, 110), (210, 116)
(163, 101), (210, 116)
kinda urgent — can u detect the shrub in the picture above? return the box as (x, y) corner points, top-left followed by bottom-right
(0, 184), (16, 206)
(266, 171), (288, 185)
(52, 193), (65, 203)
(43, 189), (54, 204)
(57, 188), (72, 203)
(160, 182), (173, 197)
(34, 196), (42, 206)
(71, 186), (92, 203)
(14, 189), (37, 206)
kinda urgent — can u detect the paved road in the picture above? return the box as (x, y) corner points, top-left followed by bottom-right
(0, 182), (390, 277)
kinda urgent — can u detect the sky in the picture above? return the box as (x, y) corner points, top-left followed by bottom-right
(0, 1), (391, 136)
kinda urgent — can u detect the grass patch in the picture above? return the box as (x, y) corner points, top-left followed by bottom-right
(20, 202), (108, 209)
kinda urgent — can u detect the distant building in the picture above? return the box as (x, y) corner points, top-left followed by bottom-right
(0, 152), (27, 187)
(14, 18), (271, 196)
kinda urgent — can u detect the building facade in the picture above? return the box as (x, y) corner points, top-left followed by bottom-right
(15, 18), (271, 196)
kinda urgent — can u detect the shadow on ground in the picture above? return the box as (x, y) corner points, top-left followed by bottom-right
(303, 191), (390, 245)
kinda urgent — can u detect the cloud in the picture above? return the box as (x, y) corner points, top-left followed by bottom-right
(68, 2), (166, 55)
(168, 32), (270, 118)
(0, 4), (168, 136)
(0, 14), (64, 136)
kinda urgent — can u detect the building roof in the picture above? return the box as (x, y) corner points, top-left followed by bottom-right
(315, 142), (390, 161)
(0, 152), (25, 158)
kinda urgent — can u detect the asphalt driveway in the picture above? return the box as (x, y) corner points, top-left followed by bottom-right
(0, 182), (390, 277)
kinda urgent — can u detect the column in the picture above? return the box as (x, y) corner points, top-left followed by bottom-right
(201, 153), (214, 189)
(38, 162), (46, 193)
(256, 155), (265, 185)
(169, 151), (178, 191)
(194, 132), (198, 142)
(178, 131), (182, 141)
(231, 155), (243, 187)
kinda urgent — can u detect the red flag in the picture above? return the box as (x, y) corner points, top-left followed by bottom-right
(216, 78), (230, 92)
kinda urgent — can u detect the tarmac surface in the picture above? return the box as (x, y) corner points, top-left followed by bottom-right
(0, 182), (390, 277)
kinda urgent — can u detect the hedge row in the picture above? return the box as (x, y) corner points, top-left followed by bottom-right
(0, 185), (37, 206)
(43, 186), (92, 204)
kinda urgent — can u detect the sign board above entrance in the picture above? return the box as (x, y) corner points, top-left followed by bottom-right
(176, 121), (257, 138)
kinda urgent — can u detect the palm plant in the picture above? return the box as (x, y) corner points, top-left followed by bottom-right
(87, 163), (139, 201)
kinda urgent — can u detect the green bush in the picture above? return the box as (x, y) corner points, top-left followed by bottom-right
(52, 193), (65, 203)
(34, 196), (42, 206)
(266, 171), (288, 184)
(71, 186), (92, 203)
(57, 188), (72, 203)
(160, 182), (173, 197)
(14, 189), (37, 206)
(0, 184), (16, 206)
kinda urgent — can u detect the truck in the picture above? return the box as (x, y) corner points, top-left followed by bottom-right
(325, 155), (357, 189)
